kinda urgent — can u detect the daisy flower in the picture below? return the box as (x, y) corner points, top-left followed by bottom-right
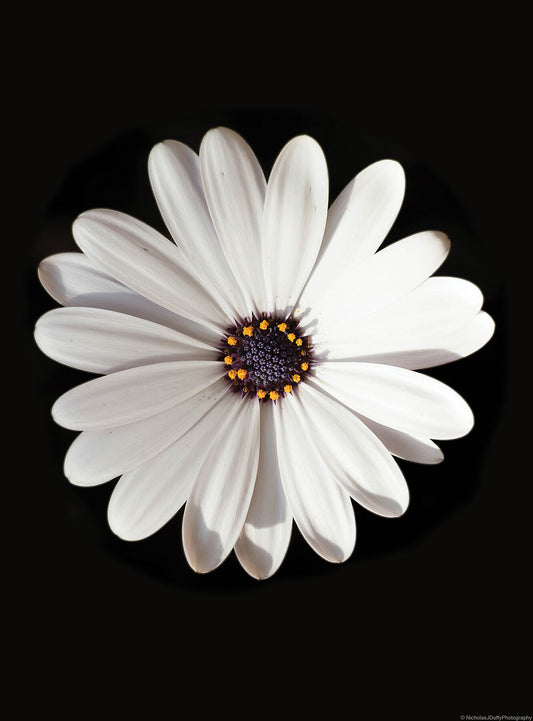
(34, 127), (495, 579)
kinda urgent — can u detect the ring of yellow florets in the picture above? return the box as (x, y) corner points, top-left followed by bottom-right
(220, 315), (312, 401)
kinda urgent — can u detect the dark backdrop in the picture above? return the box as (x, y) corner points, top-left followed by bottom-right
(10, 8), (528, 720)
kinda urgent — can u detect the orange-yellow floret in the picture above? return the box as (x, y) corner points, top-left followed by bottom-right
(257, 389), (266, 399)
(284, 384), (293, 394)
(259, 320), (269, 330)
(277, 322), (287, 332)
(243, 386), (248, 393)
(224, 355), (233, 365)
(292, 374), (301, 383)
(242, 325), (254, 337)
(269, 391), (279, 400)
(228, 369), (237, 380)
(237, 368), (247, 380)
(287, 333), (296, 343)
(301, 349), (307, 356)
(301, 362), (309, 371)
(295, 338), (303, 346)
(227, 336), (237, 346)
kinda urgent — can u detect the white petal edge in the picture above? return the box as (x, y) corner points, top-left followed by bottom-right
(52, 360), (224, 431)
(35, 307), (218, 374)
(234, 401), (292, 579)
(37, 252), (220, 345)
(273, 393), (356, 563)
(148, 139), (248, 320)
(107, 389), (237, 541)
(300, 159), (405, 307)
(182, 395), (260, 574)
(311, 362), (474, 440)
(262, 135), (329, 316)
(64, 379), (229, 486)
(199, 127), (267, 315)
(72, 209), (230, 332)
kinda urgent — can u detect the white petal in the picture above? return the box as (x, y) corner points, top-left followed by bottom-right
(148, 140), (247, 319)
(322, 276), (484, 362)
(52, 360), (224, 430)
(355, 414), (444, 465)
(273, 394), (356, 563)
(72, 209), (230, 332)
(34, 307), (218, 374)
(297, 384), (409, 517)
(107, 390), (236, 541)
(262, 135), (329, 316)
(234, 402), (292, 579)
(182, 396), (260, 573)
(199, 127), (267, 314)
(300, 159), (405, 308)
(300, 230), (450, 334)
(64, 379), (229, 486)
(312, 362), (474, 440)
(38, 252), (220, 345)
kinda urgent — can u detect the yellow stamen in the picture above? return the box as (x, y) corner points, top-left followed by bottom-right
(295, 338), (303, 346)
(269, 391), (279, 400)
(227, 336), (237, 346)
(237, 368), (247, 380)
(301, 350), (307, 356)
(242, 325), (253, 337)
(284, 384), (293, 394)
(243, 386), (248, 393)
(257, 389), (266, 399)
(228, 369), (237, 380)
(277, 322), (287, 332)
(287, 333), (296, 342)
(259, 320), (269, 330)
(301, 362), (309, 371)
(224, 355), (233, 365)
(292, 374), (301, 383)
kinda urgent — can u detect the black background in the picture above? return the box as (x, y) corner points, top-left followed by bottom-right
(9, 6), (528, 719)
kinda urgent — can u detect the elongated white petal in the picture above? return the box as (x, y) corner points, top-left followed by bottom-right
(38, 253), (220, 345)
(148, 140), (247, 319)
(65, 379), (229, 486)
(300, 231), (450, 335)
(107, 390), (236, 541)
(199, 127), (267, 314)
(182, 397), (260, 574)
(34, 307), (218, 374)
(312, 362), (474, 440)
(73, 209), (229, 332)
(297, 384), (409, 517)
(262, 135), (329, 316)
(343, 310), (496, 370)
(52, 360), (224, 430)
(300, 159), (405, 307)
(355, 413), (444, 465)
(322, 276), (484, 362)
(235, 402), (292, 579)
(273, 394), (356, 563)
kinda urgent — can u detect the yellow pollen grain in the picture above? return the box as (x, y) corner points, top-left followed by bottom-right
(292, 374), (301, 383)
(301, 362), (309, 371)
(224, 355), (233, 365)
(257, 389), (266, 399)
(269, 391), (279, 400)
(237, 368), (247, 380)
(295, 338), (303, 346)
(277, 322), (287, 332)
(242, 325), (253, 337)
(259, 320), (269, 330)
(228, 369), (237, 380)
(287, 333), (296, 342)
(243, 386), (248, 393)
(284, 384), (293, 394)
(301, 350), (307, 356)
(227, 336), (237, 346)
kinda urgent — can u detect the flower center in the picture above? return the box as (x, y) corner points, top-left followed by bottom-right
(221, 316), (312, 400)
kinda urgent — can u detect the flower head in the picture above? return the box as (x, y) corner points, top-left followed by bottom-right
(34, 127), (494, 579)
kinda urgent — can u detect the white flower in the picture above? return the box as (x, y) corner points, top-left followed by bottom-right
(35, 127), (494, 579)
